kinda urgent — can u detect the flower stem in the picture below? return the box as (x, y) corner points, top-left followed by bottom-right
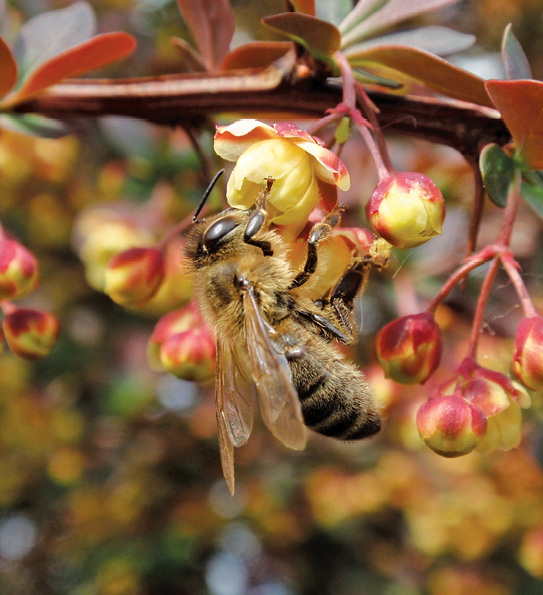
(426, 245), (497, 314)
(155, 213), (194, 252)
(500, 251), (538, 318)
(467, 170), (523, 357)
(468, 256), (500, 358)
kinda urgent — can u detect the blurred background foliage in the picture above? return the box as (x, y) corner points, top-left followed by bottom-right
(0, 1), (543, 594)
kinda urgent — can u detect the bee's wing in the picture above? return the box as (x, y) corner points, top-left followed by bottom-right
(221, 341), (254, 447)
(215, 339), (255, 495)
(215, 340), (235, 495)
(243, 288), (307, 451)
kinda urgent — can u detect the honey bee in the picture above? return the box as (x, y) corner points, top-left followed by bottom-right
(185, 179), (381, 493)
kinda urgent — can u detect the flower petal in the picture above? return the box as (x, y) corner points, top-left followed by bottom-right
(214, 119), (278, 161)
(268, 154), (312, 211)
(226, 176), (262, 209)
(273, 122), (324, 144)
(293, 140), (350, 190)
(233, 138), (306, 183)
(271, 174), (320, 224)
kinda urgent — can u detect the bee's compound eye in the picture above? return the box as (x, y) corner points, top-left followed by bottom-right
(203, 217), (239, 252)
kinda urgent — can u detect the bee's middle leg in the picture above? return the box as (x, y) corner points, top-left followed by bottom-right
(289, 204), (346, 289)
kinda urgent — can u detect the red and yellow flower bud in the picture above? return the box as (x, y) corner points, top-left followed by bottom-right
(455, 358), (530, 454)
(74, 208), (156, 291)
(513, 316), (543, 391)
(2, 306), (59, 360)
(0, 236), (39, 300)
(416, 391), (487, 457)
(148, 302), (215, 381)
(159, 326), (215, 382)
(366, 172), (445, 249)
(375, 312), (443, 384)
(214, 120), (350, 225)
(104, 247), (165, 308)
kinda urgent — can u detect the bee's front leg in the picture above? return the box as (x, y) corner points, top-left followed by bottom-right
(243, 209), (273, 256)
(289, 204), (347, 290)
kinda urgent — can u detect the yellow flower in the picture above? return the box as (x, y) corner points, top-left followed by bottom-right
(214, 120), (350, 224)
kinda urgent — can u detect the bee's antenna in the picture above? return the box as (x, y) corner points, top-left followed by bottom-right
(192, 169), (225, 222)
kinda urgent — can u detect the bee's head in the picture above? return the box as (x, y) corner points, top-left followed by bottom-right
(185, 208), (251, 269)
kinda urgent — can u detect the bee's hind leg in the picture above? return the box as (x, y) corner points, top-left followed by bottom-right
(289, 204), (347, 290)
(328, 258), (372, 339)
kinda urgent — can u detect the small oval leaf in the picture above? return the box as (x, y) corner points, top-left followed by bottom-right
(347, 45), (492, 107)
(171, 37), (206, 72)
(177, 0), (235, 71)
(2, 33), (137, 107)
(479, 143), (514, 207)
(520, 179), (543, 220)
(262, 12), (341, 57)
(486, 79), (543, 170)
(0, 113), (70, 138)
(0, 35), (17, 97)
(502, 23), (532, 81)
(289, 0), (316, 16)
(344, 26), (475, 57)
(340, 0), (458, 47)
(221, 42), (294, 70)
(13, 2), (96, 83)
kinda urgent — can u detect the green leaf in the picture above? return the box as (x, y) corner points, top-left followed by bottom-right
(479, 143), (514, 207)
(0, 113), (70, 138)
(520, 179), (543, 220)
(262, 13), (341, 58)
(485, 79), (543, 170)
(347, 45), (492, 107)
(177, 0), (235, 71)
(502, 23), (532, 80)
(353, 68), (403, 89)
(340, 0), (459, 48)
(13, 2), (96, 85)
(335, 117), (351, 144)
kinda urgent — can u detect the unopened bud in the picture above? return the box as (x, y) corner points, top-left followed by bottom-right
(513, 316), (543, 391)
(366, 172), (445, 249)
(159, 325), (215, 382)
(148, 302), (215, 381)
(104, 247), (164, 307)
(416, 391), (487, 457)
(375, 312), (442, 384)
(3, 307), (59, 360)
(0, 236), (39, 299)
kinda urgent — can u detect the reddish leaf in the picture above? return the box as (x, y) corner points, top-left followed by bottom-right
(485, 79), (543, 170)
(347, 45), (492, 107)
(171, 37), (206, 72)
(0, 36), (17, 97)
(263, 13), (341, 57)
(177, 0), (235, 71)
(13, 1), (96, 81)
(221, 42), (294, 70)
(288, 0), (316, 16)
(1, 33), (136, 108)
